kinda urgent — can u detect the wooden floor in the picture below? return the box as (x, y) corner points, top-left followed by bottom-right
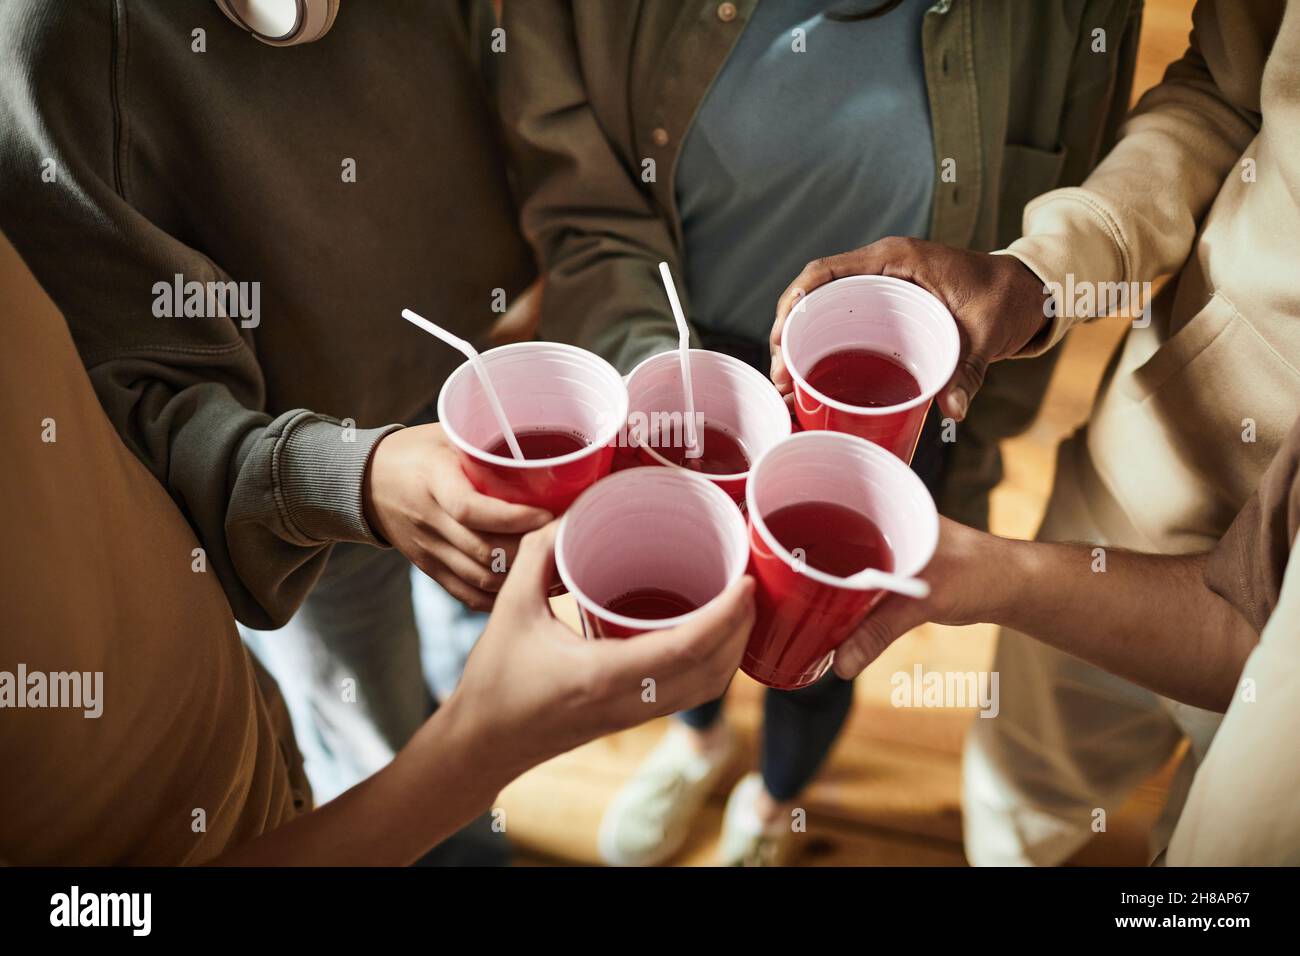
(503, 0), (1196, 867)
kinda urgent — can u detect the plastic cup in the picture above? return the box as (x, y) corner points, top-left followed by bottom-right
(437, 342), (628, 515)
(556, 468), (749, 639)
(782, 275), (959, 462)
(742, 430), (939, 689)
(625, 348), (792, 502)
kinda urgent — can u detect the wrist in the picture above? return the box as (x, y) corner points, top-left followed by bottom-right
(991, 247), (1068, 358)
(342, 697), (508, 865)
(1007, 258), (1053, 352)
(278, 416), (403, 546)
(361, 428), (396, 546)
(427, 690), (533, 793)
(985, 535), (1046, 628)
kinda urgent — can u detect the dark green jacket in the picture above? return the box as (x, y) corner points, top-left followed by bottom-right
(503, 0), (1140, 369)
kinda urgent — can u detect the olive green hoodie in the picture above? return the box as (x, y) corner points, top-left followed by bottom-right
(0, 0), (534, 627)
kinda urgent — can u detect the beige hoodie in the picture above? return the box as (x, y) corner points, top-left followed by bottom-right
(1002, 0), (1298, 553)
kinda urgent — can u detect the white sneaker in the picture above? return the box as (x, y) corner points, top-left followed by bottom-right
(716, 773), (799, 867)
(597, 724), (737, 866)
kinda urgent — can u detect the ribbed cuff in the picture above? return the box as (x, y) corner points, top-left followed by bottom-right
(276, 416), (404, 546)
(996, 186), (1131, 357)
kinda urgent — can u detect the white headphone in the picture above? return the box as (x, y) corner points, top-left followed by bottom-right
(214, 0), (339, 46)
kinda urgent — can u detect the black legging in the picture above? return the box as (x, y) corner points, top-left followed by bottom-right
(680, 330), (948, 802)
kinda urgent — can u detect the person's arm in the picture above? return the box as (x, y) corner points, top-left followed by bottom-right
(212, 523), (756, 865)
(498, 0), (681, 372)
(769, 0), (1278, 417)
(832, 518), (1257, 713)
(0, 5), (540, 626)
(1000, 0), (1275, 353)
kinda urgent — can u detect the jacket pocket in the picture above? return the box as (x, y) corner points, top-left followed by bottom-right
(1123, 291), (1239, 402)
(1103, 289), (1300, 541)
(997, 143), (1068, 248)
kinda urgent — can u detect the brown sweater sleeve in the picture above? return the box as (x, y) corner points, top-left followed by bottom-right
(1205, 416), (1300, 633)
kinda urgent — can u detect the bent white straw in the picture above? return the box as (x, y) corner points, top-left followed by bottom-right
(401, 308), (524, 461)
(657, 262), (700, 455)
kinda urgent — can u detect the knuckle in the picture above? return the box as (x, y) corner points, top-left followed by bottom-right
(860, 618), (886, 643)
(444, 498), (472, 525)
(878, 235), (911, 256)
(718, 597), (748, 635)
(961, 353), (989, 384)
(859, 619), (894, 657)
(413, 550), (444, 575)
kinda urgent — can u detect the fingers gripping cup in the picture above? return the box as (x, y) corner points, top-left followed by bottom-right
(556, 468), (749, 639)
(782, 276), (959, 462)
(625, 349), (792, 503)
(437, 342), (629, 515)
(743, 431), (939, 689)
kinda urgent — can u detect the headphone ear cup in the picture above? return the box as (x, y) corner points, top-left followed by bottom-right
(295, 0), (339, 43)
(316, 0), (340, 40)
(214, 0), (339, 46)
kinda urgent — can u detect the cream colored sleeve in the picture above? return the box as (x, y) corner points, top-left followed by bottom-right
(998, 0), (1278, 355)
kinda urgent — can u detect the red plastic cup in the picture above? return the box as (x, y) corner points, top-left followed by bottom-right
(782, 275), (959, 462)
(437, 342), (628, 515)
(742, 430), (939, 689)
(625, 348), (791, 503)
(556, 468), (749, 639)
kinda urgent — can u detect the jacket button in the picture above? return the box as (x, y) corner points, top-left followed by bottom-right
(717, 2), (737, 23)
(651, 127), (670, 147)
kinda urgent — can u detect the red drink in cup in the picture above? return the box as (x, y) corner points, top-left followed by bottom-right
(650, 423), (751, 475)
(782, 276), (959, 462)
(437, 342), (628, 515)
(762, 501), (894, 576)
(556, 468), (749, 639)
(625, 348), (792, 503)
(804, 349), (921, 408)
(486, 427), (590, 460)
(743, 431), (939, 689)
(603, 587), (700, 619)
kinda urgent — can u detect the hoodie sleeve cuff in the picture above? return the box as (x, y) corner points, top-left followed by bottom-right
(995, 186), (1133, 358)
(276, 416), (404, 547)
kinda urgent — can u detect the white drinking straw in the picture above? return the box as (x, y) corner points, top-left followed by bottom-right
(841, 567), (931, 599)
(400, 308), (524, 461)
(657, 261), (699, 454)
